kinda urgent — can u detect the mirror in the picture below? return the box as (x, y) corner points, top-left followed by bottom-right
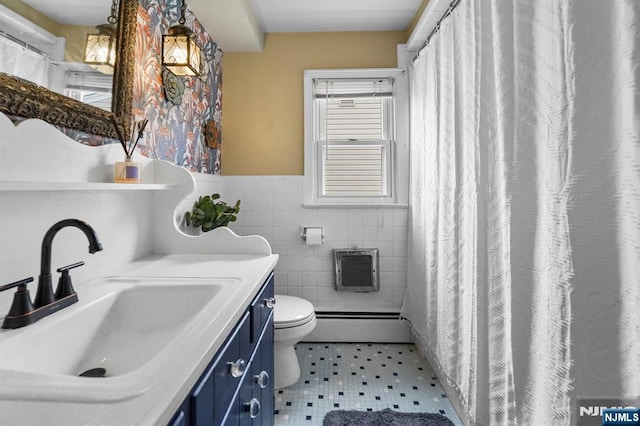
(0, 0), (137, 139)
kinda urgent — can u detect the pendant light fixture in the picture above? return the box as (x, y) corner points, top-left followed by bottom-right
(84, 0), (118, 74)
(162, 0), (201, 76)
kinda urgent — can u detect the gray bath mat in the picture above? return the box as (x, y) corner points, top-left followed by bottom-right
(323, 408), (455, 426)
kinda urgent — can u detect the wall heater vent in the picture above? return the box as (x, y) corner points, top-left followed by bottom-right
(333, 248), (379, 292)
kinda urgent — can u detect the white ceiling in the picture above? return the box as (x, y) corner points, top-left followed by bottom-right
(249, 0), (423, 33)
(20, 0), (424, 52)
(191, 0), (423, 52)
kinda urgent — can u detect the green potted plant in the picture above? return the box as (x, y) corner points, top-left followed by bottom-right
(184, 193), (241, 233)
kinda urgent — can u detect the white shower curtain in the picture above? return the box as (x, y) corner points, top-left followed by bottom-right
(0, 36), (49, 87)
(402, 1), (640, 425)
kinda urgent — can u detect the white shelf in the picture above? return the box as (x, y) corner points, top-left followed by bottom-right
(0, 181), (175, 192)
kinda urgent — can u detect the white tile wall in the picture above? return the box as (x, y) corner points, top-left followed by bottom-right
(202, 176), (408, 313)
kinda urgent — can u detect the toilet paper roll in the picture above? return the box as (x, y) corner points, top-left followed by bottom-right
(305, 228), (323, 245)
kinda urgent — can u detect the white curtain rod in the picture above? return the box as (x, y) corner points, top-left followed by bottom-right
(0, 30), (49, 58)
(410, 0), (462, 64)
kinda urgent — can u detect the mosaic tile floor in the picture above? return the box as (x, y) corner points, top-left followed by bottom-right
(274, 343), (463, 426)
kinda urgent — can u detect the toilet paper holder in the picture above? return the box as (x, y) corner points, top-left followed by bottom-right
(301, 226), (324, 244)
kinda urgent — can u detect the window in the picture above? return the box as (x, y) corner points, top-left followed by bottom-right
(304, 69), (408, 206)
(64, 71), (114, 111)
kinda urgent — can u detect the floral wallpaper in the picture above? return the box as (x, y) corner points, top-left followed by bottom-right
(134, 0), (222, 174)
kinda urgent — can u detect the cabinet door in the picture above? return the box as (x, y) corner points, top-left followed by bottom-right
(252, 315), (274, 426)
(213, 312), (250, 425)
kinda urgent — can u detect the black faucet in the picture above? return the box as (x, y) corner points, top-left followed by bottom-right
(34, 219), (103, 307)
(0, 219), (103, 329)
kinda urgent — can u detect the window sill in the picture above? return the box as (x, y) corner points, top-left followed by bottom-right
(303, 203), (408, 209)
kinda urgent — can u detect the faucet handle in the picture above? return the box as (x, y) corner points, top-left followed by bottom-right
(0, 277), (34, 293)
(1, 278), (35, 326)
(55, 261), (84, 299)
(56, 261), (85, 274)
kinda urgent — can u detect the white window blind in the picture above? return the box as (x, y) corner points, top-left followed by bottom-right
(314, 78), (394, 198)
(64, 71), (113, 111)
(321, 143), (388, 196)
(65, 71), (113, 92)
(319, 97), (385, 140)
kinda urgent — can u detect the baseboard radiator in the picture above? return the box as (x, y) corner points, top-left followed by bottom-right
(304, 311), (411, 343)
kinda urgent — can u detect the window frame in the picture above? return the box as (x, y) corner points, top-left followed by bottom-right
(303, 68), (409, 207)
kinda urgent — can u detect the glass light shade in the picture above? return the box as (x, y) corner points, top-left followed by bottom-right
(84, 32), (116, 74)
(162, 28), (201, 76)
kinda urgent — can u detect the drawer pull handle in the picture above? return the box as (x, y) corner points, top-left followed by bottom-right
(245, 398), (261, 418)
(254, 371), (270, 389)
(228, 359), (246, 378)
(265, 297), (276, 309)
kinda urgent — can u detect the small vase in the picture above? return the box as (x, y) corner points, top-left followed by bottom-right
(114, 156), (140, 183)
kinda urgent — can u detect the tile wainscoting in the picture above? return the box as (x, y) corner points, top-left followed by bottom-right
(193, 175), (408, 313)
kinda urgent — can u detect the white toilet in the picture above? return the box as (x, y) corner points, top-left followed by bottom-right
(273, 295), (317, 389)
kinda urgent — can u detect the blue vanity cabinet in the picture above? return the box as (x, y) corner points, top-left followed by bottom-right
(235, 271), (274, 425)
(168, 273), (275, 426)
(251, 320), (274, 425)
(233, 313), (273, 426)
(212, 312), (251, 425)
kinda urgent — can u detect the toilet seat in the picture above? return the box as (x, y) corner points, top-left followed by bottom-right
(274, 295), (315, 329)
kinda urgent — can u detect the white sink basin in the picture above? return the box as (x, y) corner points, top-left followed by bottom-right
(0, 276), (239, 402)
(74, 282), (219, 377)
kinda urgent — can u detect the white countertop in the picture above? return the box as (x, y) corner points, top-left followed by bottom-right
(0, 253), (278, 426)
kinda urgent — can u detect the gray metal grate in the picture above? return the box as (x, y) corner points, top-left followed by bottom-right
(333, 248), (379, 292)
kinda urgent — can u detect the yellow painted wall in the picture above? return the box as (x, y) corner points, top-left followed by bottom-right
(59, 24), (94, 63)
(222, 31), (406, 175)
